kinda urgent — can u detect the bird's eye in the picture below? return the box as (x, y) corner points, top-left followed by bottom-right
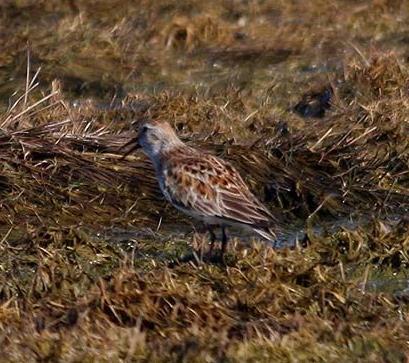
(141, 126), (148, 133)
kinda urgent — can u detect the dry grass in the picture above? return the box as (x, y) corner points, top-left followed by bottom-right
(0, 0), (409, 362)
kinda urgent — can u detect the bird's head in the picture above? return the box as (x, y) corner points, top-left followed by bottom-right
(121, 120), (182, 160)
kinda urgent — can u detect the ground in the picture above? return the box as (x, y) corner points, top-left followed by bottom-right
(0, 0), (408, 362)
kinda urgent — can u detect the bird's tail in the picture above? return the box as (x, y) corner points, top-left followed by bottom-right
(253, 226), (277, 245)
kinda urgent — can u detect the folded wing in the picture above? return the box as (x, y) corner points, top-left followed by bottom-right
(163, 153), (275, 228)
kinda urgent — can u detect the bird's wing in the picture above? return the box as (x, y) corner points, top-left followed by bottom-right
(163, 153), (275, 227)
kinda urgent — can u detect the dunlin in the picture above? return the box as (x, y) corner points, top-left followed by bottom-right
(122, 120), (277, 254)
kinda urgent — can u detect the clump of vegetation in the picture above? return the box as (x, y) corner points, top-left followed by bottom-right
(0, 0), (408, 361)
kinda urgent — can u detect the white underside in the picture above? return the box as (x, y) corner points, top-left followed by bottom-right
(172, 203), (276, 242)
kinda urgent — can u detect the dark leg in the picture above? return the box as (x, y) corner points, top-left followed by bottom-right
(208, 226), (216, 253)
(221, 227), (228, 255)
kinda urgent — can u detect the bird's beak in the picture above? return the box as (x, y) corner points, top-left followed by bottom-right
(119, 137), (140, 160)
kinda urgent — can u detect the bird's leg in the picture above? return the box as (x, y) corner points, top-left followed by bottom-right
(221, 226), (228, 255)
(208, 226), (216, 253)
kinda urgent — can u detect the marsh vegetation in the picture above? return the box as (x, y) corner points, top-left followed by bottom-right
(0, 0), (408, 361)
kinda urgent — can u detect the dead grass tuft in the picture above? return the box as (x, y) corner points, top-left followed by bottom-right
(0, 1), (408, 361)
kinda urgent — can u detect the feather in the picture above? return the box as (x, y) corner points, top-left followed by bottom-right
(136, 120), (278, 246)
(162, 148), (276, 236)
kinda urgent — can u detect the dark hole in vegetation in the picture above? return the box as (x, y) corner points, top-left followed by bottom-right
(336, 238), (348, 254)
(103, 305), (138, 327)
(371, 256), (380, 265)
(34, 316), (46, 333)
(299, 233), (310, 248)
(233, 32), (246, 41)
(175, 122), (185, 131)
(304, 192), (319, 213)
(395, 217), (409, 234)
(212, 280), (228, 293)
(267, 147), (285, 159)
(174, 29), (188, 44)
(27, 151), (59, 161)
(247, 121), (257, 132)
(264, 184), (277, 203)
(171, 338), (200, 361)
(65, 308), (79, 327)
(295, 272), (313, 287)
(390, 252), (402, 269)
(375, 132), (390, 142)
(222, 9), (243, 21)
(275, 120), (289, 136)
(235, 300), (256, 316)
(0, 175), (10, 194)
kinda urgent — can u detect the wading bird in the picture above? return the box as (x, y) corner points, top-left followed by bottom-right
(122, 120), (276, 254)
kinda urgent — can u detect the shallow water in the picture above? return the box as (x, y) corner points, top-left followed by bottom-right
(361, 279), (409, 296)
(0, 48), (317, 112)
(98, 213), (409, 297)
(103, 212), (403, 249)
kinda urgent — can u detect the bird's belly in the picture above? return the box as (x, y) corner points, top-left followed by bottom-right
(174, 205), (225, 226)
(167, 201), (245, 228)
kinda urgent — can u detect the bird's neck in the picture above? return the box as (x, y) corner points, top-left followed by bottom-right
(151, 142), (187, 172)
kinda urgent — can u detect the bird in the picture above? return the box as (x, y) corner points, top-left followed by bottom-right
(121, 120), (277, 254)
